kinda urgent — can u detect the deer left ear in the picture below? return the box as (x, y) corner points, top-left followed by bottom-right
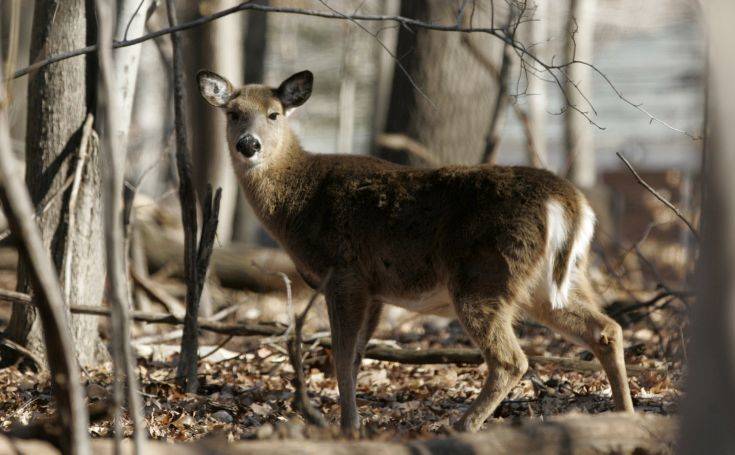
(197, 70), (233, 107)
(275, 70), (313, 112)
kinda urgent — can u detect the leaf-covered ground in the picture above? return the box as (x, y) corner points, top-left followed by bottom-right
(0, 298), (683, 443)
(0, 220), (689, 442)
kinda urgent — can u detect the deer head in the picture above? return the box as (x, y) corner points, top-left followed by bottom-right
(197, 70), (313, 169)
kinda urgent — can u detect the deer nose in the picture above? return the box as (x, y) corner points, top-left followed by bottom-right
(236, 134), (261, 158)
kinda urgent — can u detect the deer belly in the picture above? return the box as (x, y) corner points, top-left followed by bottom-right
(381, 286), (456, 318)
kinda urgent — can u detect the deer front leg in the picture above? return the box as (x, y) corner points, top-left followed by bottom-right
(325, 275), (369, 434)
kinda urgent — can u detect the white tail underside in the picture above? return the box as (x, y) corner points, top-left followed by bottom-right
(544, 197), (596, 310)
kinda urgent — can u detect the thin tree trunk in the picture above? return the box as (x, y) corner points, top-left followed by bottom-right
(94, 0), (145, 451)
(4, 0), (106, 367)
(336, 23), (357, 155)
(564, 0), (597, 188)
(190, 0), (242, 243)
(233, 0), (269, 244)
(525, 0), (549, 168)
(679, 2), (735, 452)
(370, 0), (400, 153)
(114, 0), (152, 157)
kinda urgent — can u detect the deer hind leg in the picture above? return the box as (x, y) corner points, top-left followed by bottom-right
(529, 274), (634, 412)
(453, 290), (528, 432)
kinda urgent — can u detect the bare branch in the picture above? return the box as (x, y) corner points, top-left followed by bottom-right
(286, 270), (333, 427)
(94, 0), (145, 451)
(7, 0), (699, 139)
(617, 152), (700, 241)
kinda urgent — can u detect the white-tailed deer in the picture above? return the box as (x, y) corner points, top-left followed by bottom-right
(197, 69), (634, 433)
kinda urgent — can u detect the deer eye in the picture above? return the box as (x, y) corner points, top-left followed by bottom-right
(228, 111), (240, 121)
(268, 112), (279, 120)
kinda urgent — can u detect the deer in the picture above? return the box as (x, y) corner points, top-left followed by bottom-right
(196, 69), (635, 434)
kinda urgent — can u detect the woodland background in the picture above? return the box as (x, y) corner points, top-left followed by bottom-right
(0, 0), (730, 454)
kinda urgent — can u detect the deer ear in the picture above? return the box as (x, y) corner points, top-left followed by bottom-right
(275, 70), (313, 111)
(197, 70), (233, 107)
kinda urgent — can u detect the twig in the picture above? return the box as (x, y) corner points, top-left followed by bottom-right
(616, 152), (700, 241)
(461, 35), (545, 168)
(0, 173), (75, 243)
(286, 270), (332, 427)
(252, 262), (294, 335)
(94, 1), (145, 452)
(130, 267), (186, 317)
(62, 113), (94, 303)
(0, 59), (91, 455)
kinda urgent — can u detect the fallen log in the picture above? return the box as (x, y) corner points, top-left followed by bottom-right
(139, 222), (307, 292)
(2, 413), (676, 455)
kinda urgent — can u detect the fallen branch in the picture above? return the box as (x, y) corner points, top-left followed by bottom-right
(0, 336), (44, 370)
(0, 289), (666, 376)
(131, 267), (186, 317)
(139, 221), (307, 292)
(617, 152), (699, 240)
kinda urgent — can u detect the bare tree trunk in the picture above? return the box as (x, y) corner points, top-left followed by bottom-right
(190, 0), (242, 243)
(0, 56), (91, 455)
(679, 2), (735, 452)
(564, 0), (597, 188)
(336, 24), (357, 155)
(114, 0), (152, 157)
(94, 1), (146, 451)
(380, 1), (503, 165)
(4, 0), (106, 367)
(525, 0), (549, 168)
(233, 0), (269, 244)
(370, 0), (400, 153)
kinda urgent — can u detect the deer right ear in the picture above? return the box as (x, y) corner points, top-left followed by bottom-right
(276, 70), (313, 112)
(197, 70), (233, 107)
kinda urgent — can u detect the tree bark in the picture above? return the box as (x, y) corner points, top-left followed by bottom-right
(189, 0), (243, 243)
(233, 0), (269, 244)
(0, 54), (91, 455)
(380, 1), (503, 165)
(4, 0), (105, 367)
(525, 0), (549, 168)
(678, 2), (735, 452)
(564, 0), (597, 188)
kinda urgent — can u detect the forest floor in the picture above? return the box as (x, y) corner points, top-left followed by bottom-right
(0, 226), (689, 443)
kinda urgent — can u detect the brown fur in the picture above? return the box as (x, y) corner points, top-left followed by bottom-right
(197, 70), (634, 434)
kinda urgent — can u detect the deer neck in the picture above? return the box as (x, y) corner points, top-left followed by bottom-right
(237, 133), (317, 237)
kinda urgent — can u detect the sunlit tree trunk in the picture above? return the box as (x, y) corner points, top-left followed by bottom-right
(564, 0), (597, 188)
(526, 0), (549, 167)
